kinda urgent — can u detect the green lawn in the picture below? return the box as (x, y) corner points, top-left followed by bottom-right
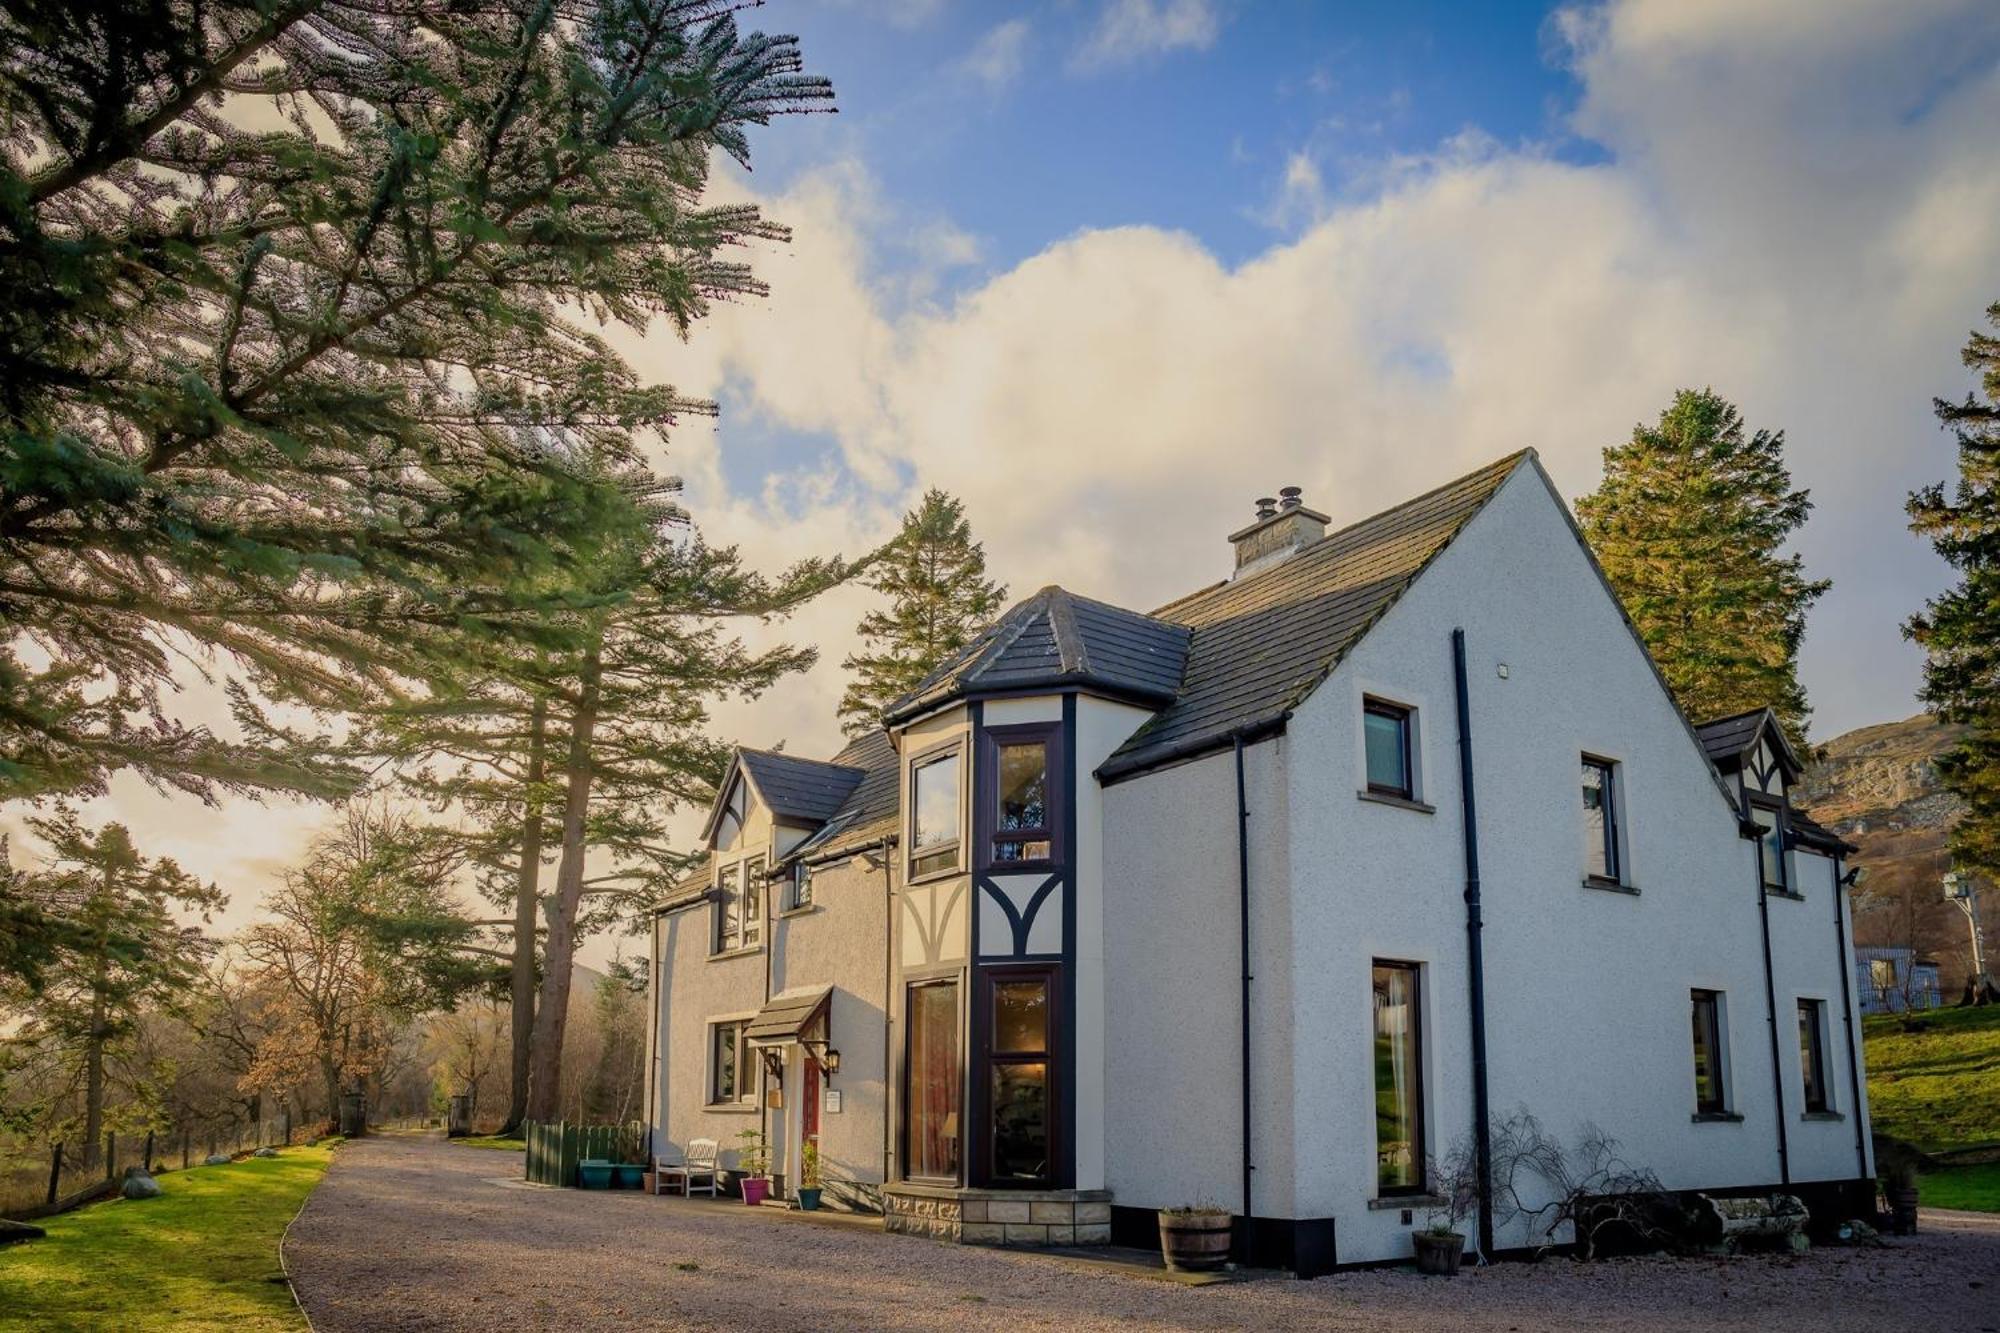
(0, 1142), (334, 1333)
(451, 1133), (525, 1151)
(1920, 1162), (2000, 1213)
(1863, 1004), (2000, 1153)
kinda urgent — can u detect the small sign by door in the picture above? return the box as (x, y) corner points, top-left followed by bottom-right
(765, 1087), (783, 1109)
(825, 1089), (841, 1114)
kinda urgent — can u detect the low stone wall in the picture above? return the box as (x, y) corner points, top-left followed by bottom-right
(882, 1181), (1112, 1247)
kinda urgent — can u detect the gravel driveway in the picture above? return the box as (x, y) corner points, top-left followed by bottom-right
(285, 1132), (2000, 1333)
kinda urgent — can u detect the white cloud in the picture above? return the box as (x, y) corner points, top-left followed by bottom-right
(963, 18), (1032, 93)
(1074, 0), (1224, 70)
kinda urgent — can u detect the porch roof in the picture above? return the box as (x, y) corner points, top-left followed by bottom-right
(745, 985), (832, 1046)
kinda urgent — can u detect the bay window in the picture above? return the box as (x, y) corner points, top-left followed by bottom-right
(906, 979), (961, 1180)
(986, 971), (1053, 1185)
(910, 748), (963, 878)
(980, 724), (1060, 867)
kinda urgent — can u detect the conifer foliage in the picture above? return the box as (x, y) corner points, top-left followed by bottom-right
(0, 1), (833, 803)
(1577, 388), (1829, 746)
(1908, 303), (2000, 876)
(838, 489), (1007, 735)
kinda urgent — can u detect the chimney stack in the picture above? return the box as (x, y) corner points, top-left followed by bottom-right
(1228, 485), (1329, 576)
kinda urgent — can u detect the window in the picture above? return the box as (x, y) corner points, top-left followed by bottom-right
(710, 1020), (751, 1105)
(1798, 1000), (1830, 1113)
(906, 980), (961, 1180)
(910, 749), (962, 877)
(1372, 961), (1425, 1194)
(1363, 699), (1414, 799)
(1582, 756), (1622, 884)
(1750, 803), (1787, 892)
(1691, 989), (1727, 1116)
(1868, 957), (1897, 993)
(714, 860), (762, 952)
(987, 972), (1053, 1185)
(787, 861), (812, 911)
(981, 726), (1059, 867)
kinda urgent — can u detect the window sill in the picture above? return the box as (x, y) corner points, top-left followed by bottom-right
(777, 904), (820, 919)
(1368, 1194), (1445, 1211)
(905, 862), (964, 887)
(1800, 1110), (1843, 1122)
(1764, 887), (1806, 902)
(1691, 1111), (1745, 1124)
(702, 1103), (760, 1115)
(707, 945), (764, 962)
(1583, 877), (1639, 896)
(1357, 790), (1436, 815)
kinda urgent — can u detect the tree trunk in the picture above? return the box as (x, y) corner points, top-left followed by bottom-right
(321, 1054), (342, 1134)
(80, 863), (113, 1171)
(525, 630), (601, 1123)
(500, 694), (549, 1136)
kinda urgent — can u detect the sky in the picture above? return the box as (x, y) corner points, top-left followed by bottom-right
(25, 0), (2000, 955)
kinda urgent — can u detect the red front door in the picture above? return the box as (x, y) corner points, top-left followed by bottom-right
(801, 1056), (821, 1145)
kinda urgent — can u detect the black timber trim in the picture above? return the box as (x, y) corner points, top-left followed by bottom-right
(1060, 692), (1078, 1191)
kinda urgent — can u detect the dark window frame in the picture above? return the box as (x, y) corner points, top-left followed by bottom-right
(1691, 989), (1727, 1116)
(907, 741), (965, 882)
(976, 723), (1064, 871)
(1797, 998), (1830, 1114)
(788, 861), (812, 911)
(1363, 698), (1415, 800)
(709, 1019), (751, 1106)
(1748, 797), (1789, 893)
(1582, 754), (1622, 885)
(980, 965), (1059, 1188)
(901, 976), (963, 1184)
(1371, 958), (1428, 1197)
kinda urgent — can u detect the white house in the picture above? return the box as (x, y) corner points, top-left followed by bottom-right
(644, 450), (1872, 1275)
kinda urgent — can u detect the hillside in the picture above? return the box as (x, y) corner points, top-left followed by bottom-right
(1795, 713), (1974, 983)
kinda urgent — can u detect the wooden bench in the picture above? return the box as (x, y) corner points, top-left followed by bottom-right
(654, 1138), (719, 1198)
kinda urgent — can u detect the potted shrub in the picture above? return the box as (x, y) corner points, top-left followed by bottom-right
(1412, 1142), (1480, 1277)
(797, 1140), (823, 1211)
(1158, 1202), (1233, 1272)
(735, 1128), (771, 1207)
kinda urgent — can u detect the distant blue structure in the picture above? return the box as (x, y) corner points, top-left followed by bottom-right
(1854, 946), (1943, 1014)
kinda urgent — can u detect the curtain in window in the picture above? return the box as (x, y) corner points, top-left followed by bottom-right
(908, 981), (960, 1179)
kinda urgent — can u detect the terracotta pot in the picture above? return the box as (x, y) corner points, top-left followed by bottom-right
(1158, 1210), (1233, 1272)
(1413, 1230), (1466, 1277)
(741, 1177), (770, 1207)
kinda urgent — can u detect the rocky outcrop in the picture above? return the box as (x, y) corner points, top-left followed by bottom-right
(1796, 713), (1966, 837)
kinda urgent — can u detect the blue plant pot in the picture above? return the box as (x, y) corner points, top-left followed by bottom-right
(612, 1163), (645, 1190)
(577, 1159), (614, 1190)
(798, 1187), (822, 1211)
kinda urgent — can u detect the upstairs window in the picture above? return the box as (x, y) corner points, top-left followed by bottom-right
(788, 861), (813, 911)
(1582, 756), (1622, 884)
(714, 859), (762, 952)
(981, 725), (1060, 868)
(910, 748), (963, 878)
(1691, 989), (1728, 1116)
(1798, 999), (1830, 1113)
(1363, 699), (1414, 800)
(1750, 803), (1787, 892)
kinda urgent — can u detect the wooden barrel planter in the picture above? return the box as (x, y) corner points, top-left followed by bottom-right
(1158, 1208), (1233, 1272)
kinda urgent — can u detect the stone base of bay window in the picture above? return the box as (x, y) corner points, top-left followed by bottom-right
(881, 1182), (1113, 1247)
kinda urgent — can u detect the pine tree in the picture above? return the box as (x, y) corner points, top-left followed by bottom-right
(838, 490), (1008, 735)
(0, 1), (833, 803)
(1907, 302), (2000, 877)
(4, 813), (225, 1167)
(1577, 389), (1829, 746)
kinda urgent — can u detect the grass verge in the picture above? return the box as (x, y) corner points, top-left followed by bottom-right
(1920, 1163), (2000, 1213)
(1863, 1004), (2000, 1153)
(0, 1142), (334, 1332)
(451, 1133), (526, 1151)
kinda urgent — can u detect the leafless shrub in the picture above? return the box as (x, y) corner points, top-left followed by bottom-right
(1486, 1108), (1684, 1259)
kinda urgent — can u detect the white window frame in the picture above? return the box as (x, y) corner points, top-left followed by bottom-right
(707, 1018), (755, 1107)
(907, 740), (965, 881)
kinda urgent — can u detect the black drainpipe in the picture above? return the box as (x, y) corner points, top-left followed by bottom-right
(1753, 832), (1791, 1186)
(1449, 628), (1494, 1262)
(1233, 732), (1254, 1262)
(881, 840), (896, 1190)
(1831, 855), (1868, 1181)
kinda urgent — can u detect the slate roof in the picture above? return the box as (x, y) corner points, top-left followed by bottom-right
(737, 748), (866, 826)
(1097, 450), (1531, 781)
(745, 985), (832, 1045)
(1693, 708), (1771, 767)
(882, 587), (1190, 726)
(782, 728), (902, 862)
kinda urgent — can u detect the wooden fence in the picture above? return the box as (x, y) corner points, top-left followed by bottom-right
(522, 1120), (646, 1188)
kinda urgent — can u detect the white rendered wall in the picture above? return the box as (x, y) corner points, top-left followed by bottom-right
(1280, 460), (1862, 1263)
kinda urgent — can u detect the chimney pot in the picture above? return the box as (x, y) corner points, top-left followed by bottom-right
(1279, 486), (1302, 510)
(1231, 486), (1329, 577)
(1255, 496), (1278, 520)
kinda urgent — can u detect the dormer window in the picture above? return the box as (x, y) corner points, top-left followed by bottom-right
(1749, 802), (1787, 893)
(910, 746), (963, 878)
(980, 724), (1062, 868)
